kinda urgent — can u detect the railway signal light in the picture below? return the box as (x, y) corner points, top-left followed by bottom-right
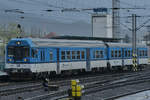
(17, 24), (21, 29)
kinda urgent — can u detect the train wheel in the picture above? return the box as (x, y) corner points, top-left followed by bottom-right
(127, 66), (132, 71)
(107, 63), (112, 72)
(117, 67), (123, 72)
(138, 65), (143, 71)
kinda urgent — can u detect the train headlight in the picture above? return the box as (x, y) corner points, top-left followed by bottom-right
(24, 59), (27, 62)
(8, 59), (12, 61)
(17, 41), (21, 45)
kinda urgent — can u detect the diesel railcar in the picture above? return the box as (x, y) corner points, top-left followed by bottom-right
(5, 38), (149, 78)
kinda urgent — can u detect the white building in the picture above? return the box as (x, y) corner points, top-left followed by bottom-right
(92, 14), (113, 38)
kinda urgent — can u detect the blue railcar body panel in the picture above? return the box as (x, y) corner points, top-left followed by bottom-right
(5, 38), (149, 74)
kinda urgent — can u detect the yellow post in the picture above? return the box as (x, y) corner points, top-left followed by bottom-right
(71, 80), (82, 100)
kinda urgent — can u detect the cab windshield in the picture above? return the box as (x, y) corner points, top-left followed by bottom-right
(8, 46), (30, 61)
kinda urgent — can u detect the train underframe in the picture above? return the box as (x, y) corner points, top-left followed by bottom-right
(4, 63), (148, 81)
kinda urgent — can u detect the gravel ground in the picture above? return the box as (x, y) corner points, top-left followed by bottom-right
(0, 83), (70, 100)
(82, 82), (150, 100)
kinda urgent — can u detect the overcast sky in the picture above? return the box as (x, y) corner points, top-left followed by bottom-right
(0, 0), (150, 38)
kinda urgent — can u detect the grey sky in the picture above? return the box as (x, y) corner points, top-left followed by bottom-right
(0, 0), (150, 37)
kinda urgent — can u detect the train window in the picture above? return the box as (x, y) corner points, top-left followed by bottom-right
(111, 50), (114, 57)
(130, 50), (132, 57)
(72, 51), (76, 60)
(41, 51), (43, 60)
(100, 50), (103, 58)
(32, 49), (34, 58)
(139, 51), (141, 57)
(49, 50), (53, 60)
(32, 49), (37, 58)
(61, 51), (65, 60)
(141, 50), (144, 57)
(125, 50), (127, 57)
(128, 50), (131, 57)
(118, 50), (121, 57)
(142, 50), (145, 57)
(24, 48), (30, 57)
(8, 47), (14, 57)
(93, 50), (95, 58)
(140, 50), (142, 57)
(77, 51), (80, 59)
(145, 50), (148, 56)
(43, 51), (45, 61)
(66, 51), (71, 60)
(96, 50), (100, 58)
(142, 51), (144, 57)
(81, 51), (85, 59)
(115, 50), (117, 57)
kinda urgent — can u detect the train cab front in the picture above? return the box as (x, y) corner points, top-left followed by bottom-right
(5, 38), (33, 79)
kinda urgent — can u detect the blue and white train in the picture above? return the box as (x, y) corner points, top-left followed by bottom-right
(5, 38), (149, 78)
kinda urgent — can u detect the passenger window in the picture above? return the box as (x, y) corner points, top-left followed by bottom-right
(100, 50), (103, 58)
(115, 50), (117, 57)
(139, 51), (142, 57)
(41, 51), (43, 60)
(72, 51), (76, 60)
(125, 50), (127, 57)
(96, 50), (100, 58)
(111, 50), (114, 57)
(66, 51), (71, 60)
(142, 50), (145, 57)
(32, 49), (34, 58)
(24, 48), (30, 57)
(93, 50), (95, 58)
(77, 51), (80, 59)
(32, 49), (37, 58)
(43, 51), (45, 61)
(118, 50), (121, 57)
(61, 51), (65, 60)
(81, 51), (85, 59)
(145, 50), (148, 56)
(128, 50), (130, 57)
(49, 50), (53, 60)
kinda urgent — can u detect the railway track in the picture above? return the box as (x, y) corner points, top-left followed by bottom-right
(1, 68), (150, 100)
(52, 75), (150, 100)
(0, 80), (41, 88)
(0, 70), (147, 97)
(22, 70), (150, 100)
(104, 88), (150, 100)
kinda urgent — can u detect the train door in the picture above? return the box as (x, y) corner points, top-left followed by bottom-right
(86, 48), (91, 71)
(56, 48), (60, 74)
(122, 48), (124, 67)
(40, 49), (45, 62)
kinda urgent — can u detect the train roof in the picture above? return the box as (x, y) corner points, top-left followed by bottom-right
(9, 38), (106, 47)
(8, 38), (147, 48)
(32, 38), (106, 47)
(107, 43), (147, 48)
